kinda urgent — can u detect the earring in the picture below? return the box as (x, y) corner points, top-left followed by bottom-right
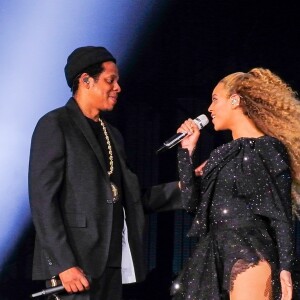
(231, 98), (238, 105)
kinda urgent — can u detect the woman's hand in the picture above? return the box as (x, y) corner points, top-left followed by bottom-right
(177, 118), (200, 155)
(280, 270), (292, 300)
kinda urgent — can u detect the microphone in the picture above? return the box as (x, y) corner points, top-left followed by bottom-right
(30, 285), (65, 298)
(156, 114), (209, 154)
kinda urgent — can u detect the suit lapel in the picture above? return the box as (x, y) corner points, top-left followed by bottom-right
(65, 98), (109, 181)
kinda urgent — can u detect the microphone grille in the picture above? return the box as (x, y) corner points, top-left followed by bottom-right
(194, 114), (209, 129)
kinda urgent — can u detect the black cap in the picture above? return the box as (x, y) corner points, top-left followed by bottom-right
(64, 46), (116, 88)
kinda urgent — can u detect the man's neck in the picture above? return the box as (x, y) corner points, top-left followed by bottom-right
(73, 95), (100, 122)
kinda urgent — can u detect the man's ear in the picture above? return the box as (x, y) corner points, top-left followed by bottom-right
(79, 73), (95, 89)
(83, 77), (89, 83)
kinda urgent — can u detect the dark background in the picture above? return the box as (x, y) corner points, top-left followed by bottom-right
(1, 1), (300, 299)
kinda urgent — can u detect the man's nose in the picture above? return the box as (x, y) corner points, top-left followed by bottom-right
(114, 82), (121, 93)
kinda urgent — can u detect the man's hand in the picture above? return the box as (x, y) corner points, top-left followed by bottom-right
(194, 160), (207, 177)
(59, 266), (90, 293)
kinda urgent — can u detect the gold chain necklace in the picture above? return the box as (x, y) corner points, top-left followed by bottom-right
(98, 117), (113, 176)
(98, 117), (119, 203)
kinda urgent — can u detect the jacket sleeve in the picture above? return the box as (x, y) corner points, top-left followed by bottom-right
(142, 181), (182, 213)
(177, 148), (202, 213)
(29, 114), (77, 276)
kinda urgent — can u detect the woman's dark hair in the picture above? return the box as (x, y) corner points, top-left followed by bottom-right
(72, 63), (104, 94)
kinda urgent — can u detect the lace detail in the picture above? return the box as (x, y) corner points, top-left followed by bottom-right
(230, 259), (272, 300)
(229, 259), (259, 291)
(230, 248), (266, 291)
(265, 273), (273, 299)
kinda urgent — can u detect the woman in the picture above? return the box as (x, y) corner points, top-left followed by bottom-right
(171, 68), (300, 300)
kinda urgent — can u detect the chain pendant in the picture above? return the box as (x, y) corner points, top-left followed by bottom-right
(110, 181), (119, 203)
(99, 118), (120, 203)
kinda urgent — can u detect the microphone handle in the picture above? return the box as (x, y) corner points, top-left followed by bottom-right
(163, 132), (188, 148)
(156, 114), (209, 154)
(30, 285), (65, 298)
(156, 132), (188, 154)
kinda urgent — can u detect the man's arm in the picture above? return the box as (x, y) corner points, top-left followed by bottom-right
(142, 181), (182, 213)
(29, 114), (80, 280)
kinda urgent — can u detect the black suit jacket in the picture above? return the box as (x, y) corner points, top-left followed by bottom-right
(29, 98), (156, 281)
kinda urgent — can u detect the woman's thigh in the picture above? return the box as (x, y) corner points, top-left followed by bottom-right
(229, 260), (272, 300)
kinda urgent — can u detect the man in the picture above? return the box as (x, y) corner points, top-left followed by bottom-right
(29, 46), (180, 299)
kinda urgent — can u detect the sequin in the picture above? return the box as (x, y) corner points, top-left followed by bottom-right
(172, 136), (295, 300)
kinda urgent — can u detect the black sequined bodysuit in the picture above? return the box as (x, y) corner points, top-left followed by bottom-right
(171, 136), (294, 300)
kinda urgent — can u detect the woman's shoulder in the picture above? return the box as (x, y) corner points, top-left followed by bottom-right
(207, 135), (289, 165)
(233, 136), (290, 173)
(210, 135), (289, 165)
(254, 136), (288, 157)
(227, 135), (287, 154)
